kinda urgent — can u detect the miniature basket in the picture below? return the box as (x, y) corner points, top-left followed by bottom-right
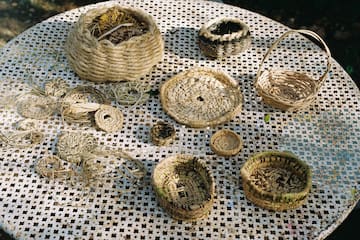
(255, 29), (332, 111)
(65, 5), (164, 82)
(198, 17), (251, 58)
(152, 154), (215, 221)
(210, 129), (243, 156)
(160, 67), (243, 128)
(240, 151), (312, 211)
(150, 121), (176, 146)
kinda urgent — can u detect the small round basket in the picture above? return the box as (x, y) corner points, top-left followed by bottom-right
(240, 151), (312, 211)
(198, 17), (251, 58)
(160, 67), (243, 128)
(150, 121), (176, 146)
(152, 154), (215, 221)
(255, 29), (332, 111)
(210, 129), (243, 156)
(65, 5), (164, 82)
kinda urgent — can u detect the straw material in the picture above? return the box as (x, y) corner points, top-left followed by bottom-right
(17, 94), (57, 120)
(255, 29), (332, 111)
(65, 5), (164, 82)
(44, 78), (70, 98)
(199, 17), (251, 58)
(150, 121), (176, 146)
(36, 155), (71, 179)
(240, 151), (312, 211)
(152, 154), (215, 221)
(210, 129), (243, 156)
(94, 104), (124, 133)
(160, 67), (243, 128)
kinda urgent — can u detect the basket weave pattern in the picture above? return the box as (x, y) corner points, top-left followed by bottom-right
(65, 5), (164, 82)
(152, 155), (215, 221)
(240, 151), (312, 211)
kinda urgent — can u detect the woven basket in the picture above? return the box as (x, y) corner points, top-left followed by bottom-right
(198, 17), (251, 58)
(240, 151), (312, 211)
(210, 129), (243, 156)
(255, 29), (332, 111)
(65, 5), (164, 82)
(150, 121), (176, 146)
(160, 67), (243, 128)
(152, 154), (215, 221)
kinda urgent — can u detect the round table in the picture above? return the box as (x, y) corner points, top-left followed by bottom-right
(0, 0), (359, 239)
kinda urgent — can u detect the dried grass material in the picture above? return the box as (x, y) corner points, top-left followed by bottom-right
(65, 5), (164, 82)
(255, 29), (332, 111)
(17, 94), (57, 120)
(210, 129), (243, 156)
(57, 132), (98, 164)
(36, 155), (73, 179)
(15, 119), (39, 131)
(150, 121), (176, 146)
(152, 154), (215, 221)
(199, 17), (251, 58)
(94, 105), (124, 133)
(240, 151), (312, 211)
(109, 81), (151, 105)
(160, 67), (243, 128)
(44, 78), (70, 98)
(61, 86), (109, 123)
(0, 130), (44, 148)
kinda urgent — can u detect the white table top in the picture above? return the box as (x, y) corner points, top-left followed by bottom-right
(0, 0), (359, 239)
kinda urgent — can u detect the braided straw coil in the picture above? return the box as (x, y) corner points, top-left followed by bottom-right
(210, 129), (243, 156)
(152, 154), (215, 221)
(240, 151), (312, 211)
(255, 29), (332, 111)
(160, 67), (243, 128)
(65, 5), (164, 82)
(94, 104), (124, 133)
(199, 17), (251, 58)
(17, 94), (56, 120)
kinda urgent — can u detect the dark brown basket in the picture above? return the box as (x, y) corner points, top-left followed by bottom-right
(152, 154), (215, 221)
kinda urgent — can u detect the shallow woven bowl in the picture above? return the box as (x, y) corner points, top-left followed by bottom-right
(210, 129), (243, 156)
(152, 154), (215, 221)
(160, 67), (243, 128)
(65, 5), (164, 82)
(150, 121), (176, 146)
(240, 151), (312, 211)
(198, 17), (251, 58)
(255, 29), (331, 111)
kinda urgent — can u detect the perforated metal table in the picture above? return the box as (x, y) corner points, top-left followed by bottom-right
(0, 0), (359, 239)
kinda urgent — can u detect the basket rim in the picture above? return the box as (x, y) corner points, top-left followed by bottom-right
(77, 4), (161, 48)
(160, 67), (243, 128)
(240, 151), (312, 200)
(199, 17), (250, 42)
(210, 129), (243, 156)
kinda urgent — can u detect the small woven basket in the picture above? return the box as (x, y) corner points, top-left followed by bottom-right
(255, 29), (332, 111)
(150, 121), (176, 146)
(160, 67), (243, 128)
(65, 5), (164, 82)
(210, 129), (243, 156)
(198, 17), (251, 58)
(152, 154), (215, 221)
(240, 151), (312, 211)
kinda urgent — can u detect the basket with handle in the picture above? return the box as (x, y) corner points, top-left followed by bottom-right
(255, 29), (332, 111)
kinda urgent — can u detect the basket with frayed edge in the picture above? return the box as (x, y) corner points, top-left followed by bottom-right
(65, 5), (164, 82)
(240, 151), (312, 211)
(255, 29), (331, 111)
(152, 154), (215, 221)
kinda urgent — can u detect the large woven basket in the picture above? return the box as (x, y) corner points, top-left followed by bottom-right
(65, 5), (164, 82)
(152, 154), (215, 221)
(198, 17), (251, 58)
(240, 151), (312, 211)
(160, 67), (243, 128)
(255, 29), (331, 111)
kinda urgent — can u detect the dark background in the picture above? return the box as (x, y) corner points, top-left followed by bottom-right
(0, 0), (359, 239)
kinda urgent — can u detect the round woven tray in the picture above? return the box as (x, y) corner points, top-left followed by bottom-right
(152, 154), (215, 221)
(150, 121), (176, 146)
(210, 129), (243, 156)
(160, 67), (243, 128)
(240, 151), (312, 211)
(65, 5), (164, 82)
(198, 17), (251, 58)
(255, 29), (332, 111)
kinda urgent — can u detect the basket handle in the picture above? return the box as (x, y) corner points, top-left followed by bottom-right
(255, 29), (332, 89)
